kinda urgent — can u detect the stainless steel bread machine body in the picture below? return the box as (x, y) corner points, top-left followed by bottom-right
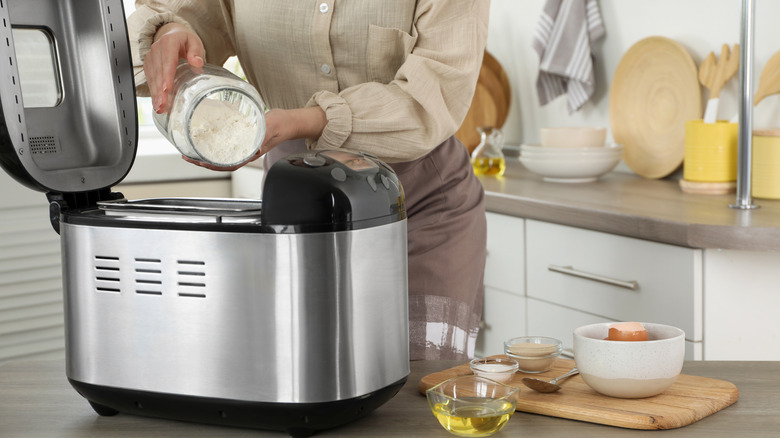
(0, 1), (410, 436)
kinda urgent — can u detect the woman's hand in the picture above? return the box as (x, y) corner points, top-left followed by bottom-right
(182, 107), (328, 171)
(144, 22), (205, 113)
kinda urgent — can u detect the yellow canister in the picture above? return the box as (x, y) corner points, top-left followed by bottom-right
(683, 120), (738, 182)
(752, 130), (780, 199)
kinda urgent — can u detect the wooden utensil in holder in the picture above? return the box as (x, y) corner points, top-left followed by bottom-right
(699, 44), (739, 123)
(754, 49), (780, 106)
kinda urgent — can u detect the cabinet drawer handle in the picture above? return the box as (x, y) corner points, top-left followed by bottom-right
(547, 265), (639, 290)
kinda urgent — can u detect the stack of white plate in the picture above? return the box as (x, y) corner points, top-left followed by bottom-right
(519, 144), (623, 183)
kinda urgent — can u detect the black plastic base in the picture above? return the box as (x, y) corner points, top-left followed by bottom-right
(69, 376), (408, 437)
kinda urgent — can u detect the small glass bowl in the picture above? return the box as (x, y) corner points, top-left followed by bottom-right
(426, 375), (519, 437)
(469, 357), (519, 383)
(504, 336), (562, 373)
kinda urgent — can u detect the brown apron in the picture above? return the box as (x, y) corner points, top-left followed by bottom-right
(264, 137), (486, 361)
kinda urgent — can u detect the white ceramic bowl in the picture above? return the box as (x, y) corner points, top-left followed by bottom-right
(519, 153), (621, 183)
(573, 322), (685, 399)
(521, 143), (623, 157)
(540, 127), (607, 148)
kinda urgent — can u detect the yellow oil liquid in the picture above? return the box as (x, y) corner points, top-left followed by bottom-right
(472, 157), (506, 177)
(432, 398), (514, 437)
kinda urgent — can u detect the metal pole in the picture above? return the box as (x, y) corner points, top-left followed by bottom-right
(730, 0), (759, 210)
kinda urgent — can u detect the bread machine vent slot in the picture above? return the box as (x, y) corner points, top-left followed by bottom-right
(93, 257), (208, 298)
(94, 255), (120, 293)
(177, 260), (206, 298)
(134, 258), (162, 296)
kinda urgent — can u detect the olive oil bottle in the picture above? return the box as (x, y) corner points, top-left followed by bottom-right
(471, 126), (505, 177)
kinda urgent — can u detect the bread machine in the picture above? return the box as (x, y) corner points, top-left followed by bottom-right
(0, 1), (410, 436)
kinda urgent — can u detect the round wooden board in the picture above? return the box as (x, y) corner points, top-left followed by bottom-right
(482, 50), (511, 128)
(609, 36), (701, 179)
(456, 51), (511, 153)
(456, 83), (499, 153)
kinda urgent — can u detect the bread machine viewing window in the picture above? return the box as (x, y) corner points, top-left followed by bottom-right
(13, 27), (62, 108)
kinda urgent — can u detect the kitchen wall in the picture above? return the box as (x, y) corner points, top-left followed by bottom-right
(487, 0), (780, 150)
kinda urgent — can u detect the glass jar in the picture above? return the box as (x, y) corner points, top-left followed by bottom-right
(471, 126), (506, 177)
(152, 62), (267, 167)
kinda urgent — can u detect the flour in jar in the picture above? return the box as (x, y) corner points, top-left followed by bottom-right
(188, 97), (260, 165)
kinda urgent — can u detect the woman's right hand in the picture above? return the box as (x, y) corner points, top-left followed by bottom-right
(144, 22), (205, 114)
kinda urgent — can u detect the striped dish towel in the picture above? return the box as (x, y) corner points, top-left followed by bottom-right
(533, 0), (606, 113)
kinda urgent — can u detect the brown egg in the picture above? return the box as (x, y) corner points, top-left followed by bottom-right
(607, 322), (649, 341)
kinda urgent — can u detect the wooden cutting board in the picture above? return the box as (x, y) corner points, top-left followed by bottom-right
(419, 357), (738, 430)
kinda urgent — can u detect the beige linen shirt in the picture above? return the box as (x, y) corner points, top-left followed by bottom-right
(128, 0), (489, 162)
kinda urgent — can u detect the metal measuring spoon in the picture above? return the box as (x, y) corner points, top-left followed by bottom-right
(521, 367), (579, 393)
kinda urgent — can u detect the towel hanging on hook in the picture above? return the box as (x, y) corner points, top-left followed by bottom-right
(533, 0), (605, 114)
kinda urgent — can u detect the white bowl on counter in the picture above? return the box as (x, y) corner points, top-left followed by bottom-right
(521, 143), (622, 157)
(540, 126), (607, 148)
(573, 322), (685, 399)
(519, 144), (622, 183)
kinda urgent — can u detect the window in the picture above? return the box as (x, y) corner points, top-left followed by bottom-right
(13, 28), (62, 108)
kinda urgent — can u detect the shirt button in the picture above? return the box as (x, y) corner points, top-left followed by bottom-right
(319, 3), (329, 13)
(320, 64), (331, 74)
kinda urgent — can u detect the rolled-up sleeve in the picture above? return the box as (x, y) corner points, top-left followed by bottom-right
(127, 0), (235, 96)
(307, 0), (490, 162)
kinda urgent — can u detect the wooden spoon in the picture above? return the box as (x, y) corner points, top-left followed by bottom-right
(699, 44), (739, 123)
(755, 49), (780, 106)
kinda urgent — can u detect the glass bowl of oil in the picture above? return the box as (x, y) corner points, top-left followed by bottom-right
(426, 375), (519, 437)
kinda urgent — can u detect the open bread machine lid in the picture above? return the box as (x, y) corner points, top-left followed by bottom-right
(0, 0), (137, 195)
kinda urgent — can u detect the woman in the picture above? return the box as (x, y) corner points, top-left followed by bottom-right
(128, 0), (489, 360)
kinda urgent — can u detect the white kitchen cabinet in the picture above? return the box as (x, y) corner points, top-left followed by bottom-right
(703, 249), (780, 360)
(525, 220), (703, 343)
(526, 298), (612, 356)
(478, 214), (704, 360)
(475, 286), (526, 357)
(528, 298), (701, 361)
(483, 212), (525, 296)
(475, 212), (526, 357)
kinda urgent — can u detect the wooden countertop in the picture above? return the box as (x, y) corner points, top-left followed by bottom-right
(1, 359), (777, 437)
(480, 160), (780, 251)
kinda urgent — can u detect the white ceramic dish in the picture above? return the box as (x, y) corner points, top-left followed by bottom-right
(573, 322), (685, 399)
(540, 127), (607, 148)
(519, 154), (621, 183)
(521, 143), (623, 156)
